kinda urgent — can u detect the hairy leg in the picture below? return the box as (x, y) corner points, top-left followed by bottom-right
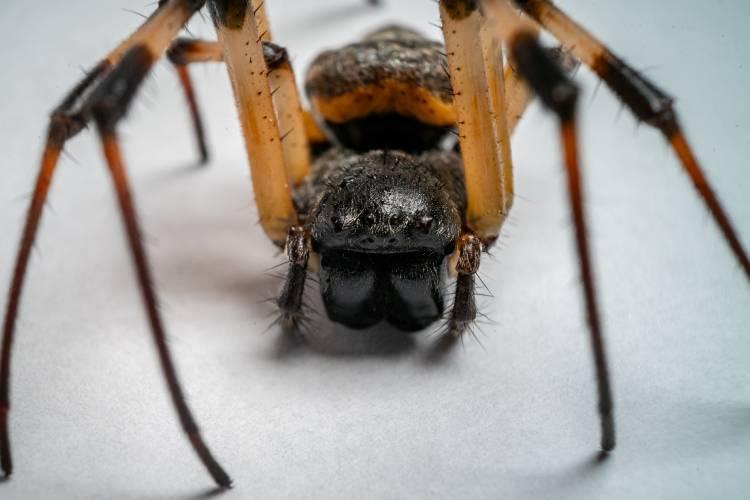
(484, 0), (615, 452)
(1, 1), (231, 487)
(511, 0), (750, 280)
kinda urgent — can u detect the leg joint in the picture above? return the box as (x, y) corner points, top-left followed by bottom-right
(262, 42), (289, 71)
(456, 234), (482, 275)
(510, 32), (579, 122)
(90, 46), (154, 131)
(167, 38), (198, 65)
(592, 52), (676, 131)
(285, 226), (310, 266)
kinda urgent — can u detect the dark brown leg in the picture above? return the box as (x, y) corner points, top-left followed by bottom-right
(176, 65), (210, 164)
(0, 80), (102, 473)
(167, 38), (224, 164)
(1, 62), (110, 473)
(1, 1), (231, 487)
(91, 45), (231, 487)
(512, 0), (750, 281)
(505, 45), (579, 135)
(508, 30), (615, 452)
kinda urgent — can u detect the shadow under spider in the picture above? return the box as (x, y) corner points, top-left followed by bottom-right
(272, 320), (418, 360)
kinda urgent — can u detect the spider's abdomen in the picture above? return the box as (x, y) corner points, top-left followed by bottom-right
(305, 25), (453, 152)
(295, 148), (465, 330)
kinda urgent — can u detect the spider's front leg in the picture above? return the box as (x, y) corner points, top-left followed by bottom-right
(1, 0), (232, 487)
(433, 0), (513, 342)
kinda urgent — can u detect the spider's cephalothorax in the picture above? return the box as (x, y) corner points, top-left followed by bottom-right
(3, 0), (748, 489)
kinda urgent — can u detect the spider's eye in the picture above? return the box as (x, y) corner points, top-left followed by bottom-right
(389, 214), (403, 226)
(416, 216), (433, 233)
(330, 216), (344, 232)
(362, 212), (378, 226)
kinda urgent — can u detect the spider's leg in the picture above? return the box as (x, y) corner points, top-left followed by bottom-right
(277, 226), (311, 333)
(0, 63), (108, 474)
(485, 0), (615, 452)
(505, 45), (579, 135)
(209, 1), (298, 245)
(248, 0), (315, 185)
(169, 37), (313, 184)
(90, 45), (231, 488)
(1, 1), (232, 487)
(251, 0), (273, 42)
(510, 0), (750, 280)
(168, 38), (224, 164)
(480, 15), (515, 214)
(438, 0), (512, 242)
(264, 42), (312, 186)
(435, 0), (521, 348)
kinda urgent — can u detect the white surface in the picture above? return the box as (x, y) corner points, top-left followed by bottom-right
(1, 1), (749, 499)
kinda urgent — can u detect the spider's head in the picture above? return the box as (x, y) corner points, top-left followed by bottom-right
(309, 150), (462, 256)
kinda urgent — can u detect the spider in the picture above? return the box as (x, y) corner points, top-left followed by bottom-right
(1, 0), (748, 490)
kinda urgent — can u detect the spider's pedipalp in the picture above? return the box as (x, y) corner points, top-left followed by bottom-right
(276, 226), (311, 333)
(444, 234), (482, 339)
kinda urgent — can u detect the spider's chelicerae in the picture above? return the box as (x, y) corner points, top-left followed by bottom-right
(1, 0), (748, 489)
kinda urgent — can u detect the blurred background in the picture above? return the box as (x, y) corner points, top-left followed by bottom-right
(0, 1), (748, 498)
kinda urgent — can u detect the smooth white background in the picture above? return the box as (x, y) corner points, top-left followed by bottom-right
(0, 1), (748, 498)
